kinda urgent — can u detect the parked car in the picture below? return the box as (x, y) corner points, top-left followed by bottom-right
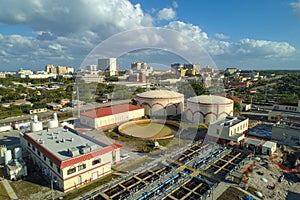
(120, 154), (130, 161)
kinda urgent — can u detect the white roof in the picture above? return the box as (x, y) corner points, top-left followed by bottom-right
(187, 95), (233, 104)
(137, 90), (184, 99)
(263, 141), (277, 148)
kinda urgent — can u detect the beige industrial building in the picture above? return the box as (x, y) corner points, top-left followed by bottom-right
(207, 116), (249, 144)
(20, 126), (122, 192)
(80, 104), (144, 129)
(136, 90), (184, 116)
(186, 95), (234, 124)
(262, 141), (277, 155)
(268, 100), (300, 121)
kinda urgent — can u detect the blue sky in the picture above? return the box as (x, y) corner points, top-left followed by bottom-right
(0, 0), (300, 71)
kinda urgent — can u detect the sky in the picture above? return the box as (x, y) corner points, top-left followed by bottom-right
(0, 0), (300, 71)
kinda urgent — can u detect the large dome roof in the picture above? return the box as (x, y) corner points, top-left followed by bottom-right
(137, 90), (184, 99)
(187, 95), (233, 105)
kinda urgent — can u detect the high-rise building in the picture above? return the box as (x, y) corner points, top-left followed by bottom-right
(45, 64), (57, 74)
(98, 58), (117, 72)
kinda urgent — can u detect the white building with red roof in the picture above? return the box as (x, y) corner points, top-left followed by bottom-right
(80, 104), (144, 129)
(20, 126), (122, 192)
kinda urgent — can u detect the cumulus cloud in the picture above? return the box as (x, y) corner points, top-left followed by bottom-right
(215, 33), (230, 40)
(0, 0), (153, 37)
(165, 21), (296, 58)
(291, 0), (300, 19)
(0, 0), (297, 70)
(158, 8), (176, 20)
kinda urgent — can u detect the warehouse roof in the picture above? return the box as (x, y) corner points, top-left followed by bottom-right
(81, 104), (143, 119)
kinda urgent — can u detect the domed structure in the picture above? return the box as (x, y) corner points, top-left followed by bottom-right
(186, 95), (233, 124)
(136, 90), (184, 116)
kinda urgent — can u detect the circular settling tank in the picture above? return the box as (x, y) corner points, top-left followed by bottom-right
(118, 119), (179, 139)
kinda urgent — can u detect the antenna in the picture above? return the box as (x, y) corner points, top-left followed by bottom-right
(77, 86), (80, 118)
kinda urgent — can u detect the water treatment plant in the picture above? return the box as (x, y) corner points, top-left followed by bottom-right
(78, 141), (251, 200)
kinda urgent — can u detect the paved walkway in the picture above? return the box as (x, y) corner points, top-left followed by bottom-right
(1, 178), (18, 200)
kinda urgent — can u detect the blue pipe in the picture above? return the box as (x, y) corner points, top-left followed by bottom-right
(138, 174), (181, 200)
(193, 148), (223, 168)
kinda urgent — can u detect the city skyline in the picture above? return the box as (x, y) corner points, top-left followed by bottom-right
(0, 0), (300, 71)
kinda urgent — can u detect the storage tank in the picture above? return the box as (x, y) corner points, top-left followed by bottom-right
(136, 90), (184, 116)
(14, 147), (22, 160)
(31, 121), (43, 132)
(186, 95), (233, 124)
(49, 112), (59, 129)
(49, 119), (59, 129)
(5, 150), (12, 165)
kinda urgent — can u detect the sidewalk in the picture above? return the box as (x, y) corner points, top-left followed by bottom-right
(1, 178), (18, 200)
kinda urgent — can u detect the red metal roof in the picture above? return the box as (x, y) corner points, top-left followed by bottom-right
(81, 104), (143, 119)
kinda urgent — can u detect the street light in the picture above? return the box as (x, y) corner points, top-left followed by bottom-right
(51, 178), (57, 200)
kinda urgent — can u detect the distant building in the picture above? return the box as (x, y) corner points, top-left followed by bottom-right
(86, 65), (98, 71)
(207, 116), (249, 144)
(131, 62), (153, 76)
(45, 64), (57, 74)
(98, 58), (117, 75)
(28, 108), (48, 115)
(171, 63), (200, 76)
(80, 104), (144, 129)
(225, 68), (238, 74)
(57, 66), (74, 75)
(13, 68), (34, 78)
(268, 100), (300, 121)
(76, 70), (104, 83)
(201, 66), (215, 74)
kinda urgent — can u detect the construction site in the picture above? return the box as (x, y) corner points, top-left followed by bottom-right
(89, 142), (250, 200)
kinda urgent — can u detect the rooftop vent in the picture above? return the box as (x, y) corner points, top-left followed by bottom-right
(79, 147), (91, 154)
(68, 147), (79, 157)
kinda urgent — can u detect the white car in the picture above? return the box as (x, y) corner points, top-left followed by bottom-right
(120, 154), (130, 161)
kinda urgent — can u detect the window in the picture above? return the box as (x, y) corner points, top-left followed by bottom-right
(57, 167), (61, 174)
(92, 158), (101, 165)
(216, 129), (220, 135)
(37, 151), (41, 156)
(43, 155), (46, 161)
(28, 142), (31, 147)
(32, 146), (35, 151)
(50, 161), (53, 167)
(78, 164), (86, 171)
(67, 167), (76, 175)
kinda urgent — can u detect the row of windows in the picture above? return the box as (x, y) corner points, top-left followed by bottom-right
(274, 105), (297, 111)
(67, 160), (99, 175)
(27, 141), (61, 174)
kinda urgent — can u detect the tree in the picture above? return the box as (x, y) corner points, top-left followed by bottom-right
(233, 101), (241, 116)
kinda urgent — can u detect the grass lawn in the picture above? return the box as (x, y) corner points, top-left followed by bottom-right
(10, 179), (50, 199)
(62, 173), (121, 200)
(0, 181), (10, 200)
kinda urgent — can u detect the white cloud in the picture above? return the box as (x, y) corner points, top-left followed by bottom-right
(0, 0), (153, 37)
(158, 8), (176, 20)
(291, 0), (300, 19)
(0, 1), (298, 70)
(165, 21), (296, 59)
(215, 33), (230, 40)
